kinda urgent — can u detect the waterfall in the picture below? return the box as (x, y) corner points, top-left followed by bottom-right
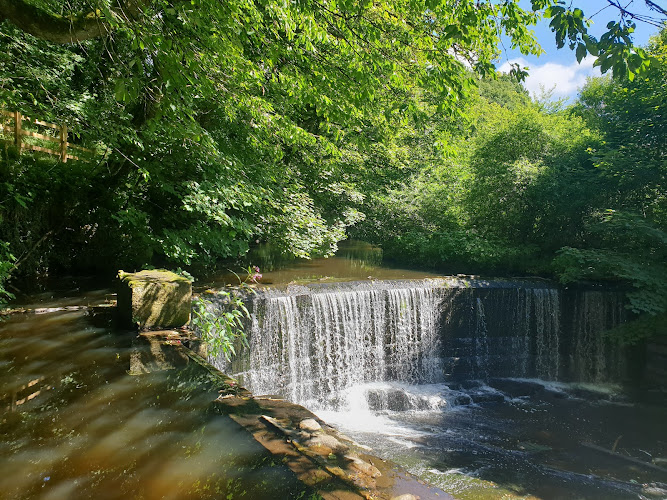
(455, 287), (561, 381)
(217, 282), (447, 408)
(384, 287), (444, 383)
(514, 288), (531, 378)
(204, 280), (628, 408)
(568, 290), (626, 382)
(473, 297), (490, 381)
(533, 288), (560, 380)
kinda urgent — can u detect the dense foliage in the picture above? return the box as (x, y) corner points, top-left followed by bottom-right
(0, 0), (665, 344)
(0, 0), (553, 299)
(554, 29), (667, 340)
(353, 77), (598, 273)
(353, 30), (667, 342)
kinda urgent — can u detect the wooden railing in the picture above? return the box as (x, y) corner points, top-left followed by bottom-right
(1, 109), (93, 162)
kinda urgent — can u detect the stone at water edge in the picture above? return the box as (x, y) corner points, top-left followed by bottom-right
(343, 454), (382, 478)
(305, 434), (349, 455)
(298, 418), (322, 432)
(117, 269), (192, 329)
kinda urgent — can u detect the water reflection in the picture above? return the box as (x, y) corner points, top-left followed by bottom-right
(0, 300), (313, 499)
(206, 240), (439, 288)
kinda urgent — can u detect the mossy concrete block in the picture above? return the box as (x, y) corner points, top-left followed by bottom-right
(117, 269), (192, 329)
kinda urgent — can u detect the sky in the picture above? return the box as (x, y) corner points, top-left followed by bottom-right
(497, 0), (665, 101)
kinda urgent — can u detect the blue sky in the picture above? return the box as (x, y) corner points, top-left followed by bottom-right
(497, 0), (664, 100)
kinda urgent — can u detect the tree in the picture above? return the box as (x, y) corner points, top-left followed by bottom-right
(353, 77), (601, 273)
(1, 0), (549, 283)
(553, 28), (667, 342)
(1, 0), (662, 79)
(0, 0), (664, 295)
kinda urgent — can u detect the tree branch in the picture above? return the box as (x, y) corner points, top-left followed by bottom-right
(11, 230), (53, 271)
(0, 0), (112, 43)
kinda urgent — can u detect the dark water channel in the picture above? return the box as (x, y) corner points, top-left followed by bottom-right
(0, 288), (314, 500)
(315, 381), (667, 500)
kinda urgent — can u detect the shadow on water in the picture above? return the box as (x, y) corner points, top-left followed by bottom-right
(0, 300), (316, 500)
(202, 240), (440, 289)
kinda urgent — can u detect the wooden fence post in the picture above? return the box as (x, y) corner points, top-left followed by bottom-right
(60, 124), (67, 162)
(14, 111), (21, 151)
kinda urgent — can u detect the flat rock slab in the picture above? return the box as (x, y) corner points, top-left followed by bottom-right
(117, 269), (192, 329)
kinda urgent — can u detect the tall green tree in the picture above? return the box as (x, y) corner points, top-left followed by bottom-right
(2, 0), (551, 284)
(0, 0), (663, 297)
(353, 81), (599, 273)
(554, 28), (667, 342)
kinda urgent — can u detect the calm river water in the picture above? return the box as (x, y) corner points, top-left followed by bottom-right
(0, 286), (314, 500)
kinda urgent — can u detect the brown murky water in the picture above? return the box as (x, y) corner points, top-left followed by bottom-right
(0, 290), (315, 500)
(203, 240), (441, 289)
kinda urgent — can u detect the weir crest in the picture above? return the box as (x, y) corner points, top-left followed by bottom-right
(206, 279), (627, 409)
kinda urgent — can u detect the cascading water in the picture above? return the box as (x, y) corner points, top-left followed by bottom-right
(567, 290), (627, 382)
(203, 279), (662, 500)
(533, 288), (561, 380)
(217, 281), (449, 409)
(443, 285), (562, 381)
(384, 286), (444, 383)
(208, 279), (625, 408)
(473, 297), (490, 381)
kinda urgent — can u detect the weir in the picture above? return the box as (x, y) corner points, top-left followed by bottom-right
(207, 278), (629, 409)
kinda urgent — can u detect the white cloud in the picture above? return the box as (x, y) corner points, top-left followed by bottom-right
(498, 56), (601, 100)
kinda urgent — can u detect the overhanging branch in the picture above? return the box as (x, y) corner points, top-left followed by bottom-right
(0, 0), (112, 43)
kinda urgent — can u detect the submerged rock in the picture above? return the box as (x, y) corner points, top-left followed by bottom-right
(453, 394), (473, 406)
(488, 378), (545, 397)
(468, 389), (505, 404)
(366, 387), (444, 411)
(642, 483), (667, 498)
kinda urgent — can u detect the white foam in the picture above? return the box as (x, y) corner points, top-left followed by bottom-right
(503, 377), (623, 396)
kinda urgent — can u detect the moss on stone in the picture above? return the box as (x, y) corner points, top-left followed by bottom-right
(117, 269), (192, 330)
(119, 269), (192, 286)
